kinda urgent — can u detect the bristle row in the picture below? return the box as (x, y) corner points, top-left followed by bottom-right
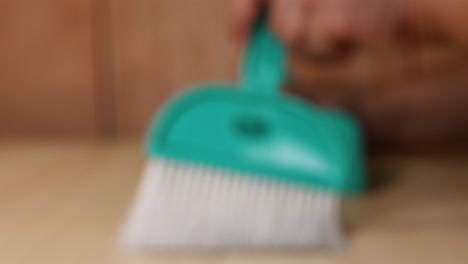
(122, 160), (343, 249)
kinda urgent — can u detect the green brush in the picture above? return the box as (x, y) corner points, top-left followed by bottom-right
(121, 16), (365, 249)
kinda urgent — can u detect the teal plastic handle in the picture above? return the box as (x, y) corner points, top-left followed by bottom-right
(241, 16), (286, 96)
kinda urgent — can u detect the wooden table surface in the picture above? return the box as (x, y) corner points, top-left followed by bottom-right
(0, 141), (467, 264)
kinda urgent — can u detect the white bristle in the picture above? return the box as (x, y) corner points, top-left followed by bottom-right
(121, 159), (344, 249)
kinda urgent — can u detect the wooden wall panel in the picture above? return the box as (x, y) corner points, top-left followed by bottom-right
(0, 0), (97, 137)
(110, 0), (239, 137)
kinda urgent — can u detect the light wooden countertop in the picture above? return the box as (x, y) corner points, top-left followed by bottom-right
(0, 141), (467, 264)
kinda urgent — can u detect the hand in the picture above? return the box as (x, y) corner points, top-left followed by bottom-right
(232, 0), (468, 59)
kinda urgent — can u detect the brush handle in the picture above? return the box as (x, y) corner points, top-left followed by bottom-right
(241, 13), (286, 97)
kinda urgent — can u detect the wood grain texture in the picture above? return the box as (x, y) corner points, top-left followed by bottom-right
(0, 0), (97, 137)
(0, 142), (467, 264)
(110, 0), (239, 137)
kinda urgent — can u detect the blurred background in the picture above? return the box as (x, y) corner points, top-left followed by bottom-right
(0, 0), (467, 152)
(0, 1), (467, 263)
(0, 0), (238, 139)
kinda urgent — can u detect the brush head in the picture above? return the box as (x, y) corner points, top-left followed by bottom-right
(121, 159), (344, 249)
(146, 85), (365, 195)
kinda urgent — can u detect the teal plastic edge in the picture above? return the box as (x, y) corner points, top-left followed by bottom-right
(279, 94), (367, 193)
